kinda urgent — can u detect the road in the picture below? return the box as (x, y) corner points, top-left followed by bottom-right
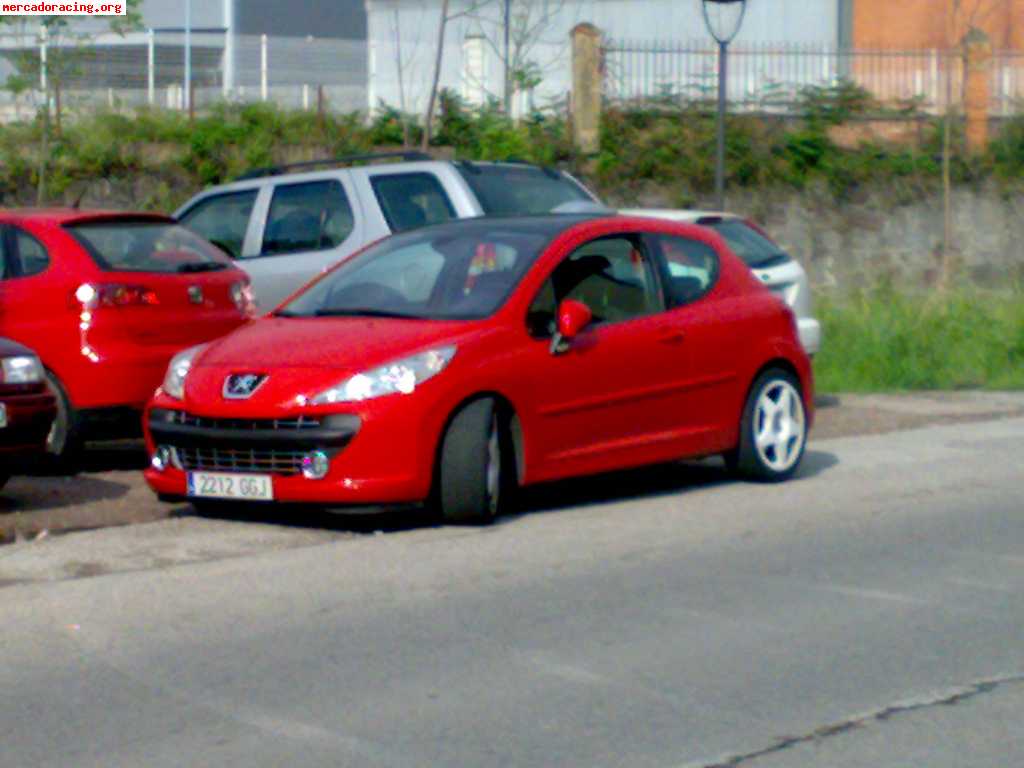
(2, 413), (1023, 767)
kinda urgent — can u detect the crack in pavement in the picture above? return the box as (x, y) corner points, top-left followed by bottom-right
(683, 674), (1024, 768)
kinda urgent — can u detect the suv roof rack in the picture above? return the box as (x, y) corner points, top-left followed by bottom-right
(234, 151), (434, 181)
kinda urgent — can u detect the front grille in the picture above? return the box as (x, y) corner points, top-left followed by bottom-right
(150, 409), (360, 477)
(167, 411), (322, 432)
(172, 445), (307, 475)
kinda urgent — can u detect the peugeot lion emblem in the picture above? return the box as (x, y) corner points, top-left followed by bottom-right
(188, 285), (204, 304)
(223, 373), (268, 400)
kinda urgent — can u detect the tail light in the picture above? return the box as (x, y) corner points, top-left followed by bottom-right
(71, 283), (159, 310)
(231, 279), (258, 317)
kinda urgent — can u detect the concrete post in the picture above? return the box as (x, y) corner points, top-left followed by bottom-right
(963, 27), (992, 153)
(570, 23), (602, 154)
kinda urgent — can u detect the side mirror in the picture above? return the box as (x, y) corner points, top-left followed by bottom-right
(551, 299), (592, 355)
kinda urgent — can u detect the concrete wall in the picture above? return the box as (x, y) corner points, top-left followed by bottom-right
(853, 0), (1024, 50)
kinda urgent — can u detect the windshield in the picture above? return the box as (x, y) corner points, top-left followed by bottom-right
(458, 164), (595, 216)
(281, 222), (552, 321)
(67, 220), (232, 274)
(701, 219), (790, 269)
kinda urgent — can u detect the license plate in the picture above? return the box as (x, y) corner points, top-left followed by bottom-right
(0, 403), (6, 429)
(187, 472), (274, 501)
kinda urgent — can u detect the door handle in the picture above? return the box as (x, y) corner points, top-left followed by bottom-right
(657, 331), (686, 346)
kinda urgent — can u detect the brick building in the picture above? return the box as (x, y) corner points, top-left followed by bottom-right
(852, 0), (1024, 50)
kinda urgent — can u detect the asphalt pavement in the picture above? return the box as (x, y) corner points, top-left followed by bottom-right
(2, 400), (1023, 767)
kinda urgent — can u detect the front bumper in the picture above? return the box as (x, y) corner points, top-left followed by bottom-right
(0, 391), (57, 458)
(797, 317), (822, 357)
(143, 395), (441, 506)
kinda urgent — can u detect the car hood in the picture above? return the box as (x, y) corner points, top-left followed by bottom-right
(198, 316), (474, 371)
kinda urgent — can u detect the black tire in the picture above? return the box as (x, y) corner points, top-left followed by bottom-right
(0, 473), (9, 492)
(438, 398), (515, 525)
(729, 368), (808, 483)
(44, 371), (83, 466)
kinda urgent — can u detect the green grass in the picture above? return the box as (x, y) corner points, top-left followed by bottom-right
(813, 287), (1024, 393)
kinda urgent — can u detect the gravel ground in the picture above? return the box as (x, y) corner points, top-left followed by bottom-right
(2, 391), (1022, 545)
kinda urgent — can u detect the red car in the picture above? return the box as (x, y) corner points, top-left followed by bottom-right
(144, 215), (813, 523)
(0, 210), (256, 460)
(0, 338), (56, 490)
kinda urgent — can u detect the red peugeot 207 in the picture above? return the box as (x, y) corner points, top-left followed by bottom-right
(144, 215), (813, 523)
(0, 210), (256, 460)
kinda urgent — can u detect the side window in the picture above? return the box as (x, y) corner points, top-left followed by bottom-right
(4, 228), (51, 278)
(371, 173), (456, 233)
(262, 180), (354, 257)
(178, 189), (257, 259)
(656, 235), (719, 308)
(527, 235), (661, 337)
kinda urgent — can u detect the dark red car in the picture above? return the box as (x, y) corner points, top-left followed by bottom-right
(144, 215), (813, 523)
(0, 210), (256, 460)
(0, 338), (56, 490)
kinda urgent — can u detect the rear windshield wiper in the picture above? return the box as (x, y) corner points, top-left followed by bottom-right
(314, 307), (423, 319)
(177, 262), (229, 273)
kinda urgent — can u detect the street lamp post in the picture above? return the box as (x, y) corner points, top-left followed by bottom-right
(184, 0), (192, 113)
(700, 0), (748, 210)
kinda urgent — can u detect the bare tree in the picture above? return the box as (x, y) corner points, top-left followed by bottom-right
(421, 0), (488, 150)
(464, 0), (573, 115)
(1, 5), (143, 203)
(940, 0), (1009, 287)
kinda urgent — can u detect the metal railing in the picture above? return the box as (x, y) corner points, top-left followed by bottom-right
(603, 40), (1024, 115)
(0, 30), (368, 120)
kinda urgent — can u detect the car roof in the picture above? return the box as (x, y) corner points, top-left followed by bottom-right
(0, 208), (174, 226)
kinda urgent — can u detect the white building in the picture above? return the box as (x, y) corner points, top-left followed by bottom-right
(0, 0), (368, 112)
(366, 0), (853, 115)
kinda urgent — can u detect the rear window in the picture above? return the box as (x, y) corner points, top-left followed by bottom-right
(457, 165), (594, 216)
(700, 218), (790, 269)
(66, 220), (232, 274)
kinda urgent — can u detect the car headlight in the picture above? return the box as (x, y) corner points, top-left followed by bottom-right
(162, 344), (206, 400)
(311, 346), (456, 405)
(0, 355), (44, 384)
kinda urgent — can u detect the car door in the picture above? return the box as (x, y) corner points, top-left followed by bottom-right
(0, 223), (65, 370)
(239, 176), (364, 310)
(517, 233), (698, 483)
(646, 232), (740, 449)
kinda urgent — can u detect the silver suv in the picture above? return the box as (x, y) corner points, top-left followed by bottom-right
(175, 153), (604, 309)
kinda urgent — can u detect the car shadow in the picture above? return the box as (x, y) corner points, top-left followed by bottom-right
(23, 440), (150, 477)
(0, 474), (131, 516)
(181, 449), (840, 535)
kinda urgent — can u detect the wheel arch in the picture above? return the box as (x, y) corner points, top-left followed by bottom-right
(431, 391), (526, 494)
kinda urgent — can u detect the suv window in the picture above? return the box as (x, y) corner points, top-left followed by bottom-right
(178, 189), (257, 259)
(262, 180), (355, 257)
(702, 218), (790, 269)
(457, 164), (593, 216)
(655, 235), (719, 307)
(528, 235), (661, 336)
(371, 173), (455, 233)
(3, 227), (50, 278)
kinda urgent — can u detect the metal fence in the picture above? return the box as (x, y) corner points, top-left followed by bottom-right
(603, 40), (1024, 115)
(0, 30), (368, 121)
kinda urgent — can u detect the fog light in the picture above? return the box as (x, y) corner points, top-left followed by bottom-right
(302, 450), (330, 480)
(151, 446), (172, 472)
